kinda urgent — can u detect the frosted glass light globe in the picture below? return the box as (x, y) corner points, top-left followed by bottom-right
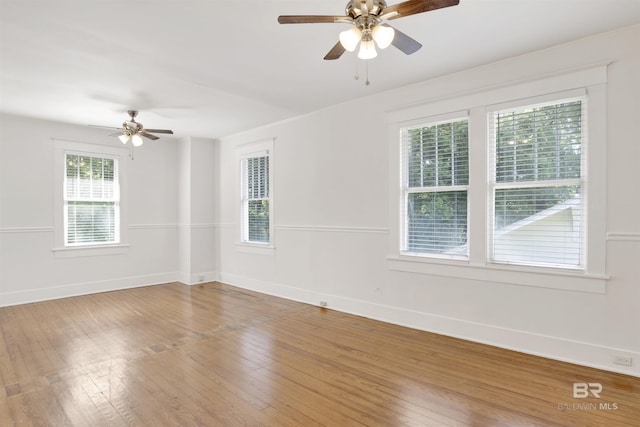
(339, 27), (362, 52)
(131, 134), (144, 147)
(358, 39), (377, 59)
(372, 25), (394, 49)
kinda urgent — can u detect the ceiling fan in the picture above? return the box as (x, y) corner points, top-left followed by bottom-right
(90, 110), (174, 147)
(278, 0), (460, 61)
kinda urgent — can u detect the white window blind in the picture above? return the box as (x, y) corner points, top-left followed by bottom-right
(241, 153), (270, 244)
(64, 154), (120, 246)
(401, 118), (469, 257)
(489, 98), (584, 268)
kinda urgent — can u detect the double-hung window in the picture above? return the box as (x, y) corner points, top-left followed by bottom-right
(64, 153), (120, 246)
(240, 150), (271, 244)
(54, 139), (128, 256)
(488, 98), (584, 268)
(400, 117), (469, 258)
(390, 66), (607, 292)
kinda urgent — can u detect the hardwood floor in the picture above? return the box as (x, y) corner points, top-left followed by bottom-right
(1, 282), (638, 426)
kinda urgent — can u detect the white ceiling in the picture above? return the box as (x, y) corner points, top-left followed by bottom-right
(1, 0), (639, 139)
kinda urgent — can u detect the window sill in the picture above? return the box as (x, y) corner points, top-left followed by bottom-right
(235, 242), (275, 255)
(52, 244), (130, 258)
(387, 255), (608, 294)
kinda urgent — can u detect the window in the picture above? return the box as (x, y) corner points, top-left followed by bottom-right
(64, 153), (120, 246)
(489, 98), (584, 268)
(240, 150), (271, 244)
(401, 118), (469, 258)
(388, 65), (608, 292)
(53, 139), (128, 256)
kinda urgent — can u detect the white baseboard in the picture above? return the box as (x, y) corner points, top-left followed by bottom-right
(220, 272), (321, 305)
(180, 271), (220, 286)
(0, 272), (178, 307)
(219, 272), (639, 378)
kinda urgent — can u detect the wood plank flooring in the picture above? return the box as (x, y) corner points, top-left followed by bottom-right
(1, 282), (638, 426)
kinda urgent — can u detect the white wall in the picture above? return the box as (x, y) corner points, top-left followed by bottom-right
(177, 136), (218, 284)
(0, 114), (217, 305)
(216, 25), (640, 376)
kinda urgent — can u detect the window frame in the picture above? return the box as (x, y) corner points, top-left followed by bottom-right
(387, 65), (608, 293)
(400, 114), (470, 260)
(487, 95), (587, 269)
(63, 151), (121, 247)
(236, 139), (274, 254)
(53, 139), (129, 258)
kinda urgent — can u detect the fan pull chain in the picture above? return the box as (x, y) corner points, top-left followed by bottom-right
(365, 60), (370, 86)
(353, 59), (371, 86)
(129, 144), (135, 160)
(354, 56), (359, 81)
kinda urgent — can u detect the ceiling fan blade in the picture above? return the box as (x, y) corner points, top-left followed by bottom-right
(143, 129), (174, 134)
(108, 132), (125, 137)
(278, 15), (347, 24)
(88, 125), (122, 131)
(388, 25), (422, 55)
(139, 131), (159, 140)
(383, 0), (459, 20)
(324, 41), (346, 60)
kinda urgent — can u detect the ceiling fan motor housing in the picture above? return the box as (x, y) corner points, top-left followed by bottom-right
(346, 0), (389, 39)
(346, 0), (387, 19)
(123, 110), (143, 134)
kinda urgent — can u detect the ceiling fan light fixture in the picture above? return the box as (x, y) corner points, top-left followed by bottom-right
(339, 27), (362, 51)
(118, 134), (131, 144)
(358, 39), (377, 60)
(372, 25), (394, 49)
(131, 133), (144, 147)
(278, 0), (460, 65)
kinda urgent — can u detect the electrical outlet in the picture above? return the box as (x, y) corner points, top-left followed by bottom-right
(198, 275), (205, 283)
(319, 301), (328, 308)
(612, 354), (632, 366)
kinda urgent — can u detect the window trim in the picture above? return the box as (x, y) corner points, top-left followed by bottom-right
(236, 139), (274, 254)
(387, 64), (608, 293)
(53, 139), (129, 257)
